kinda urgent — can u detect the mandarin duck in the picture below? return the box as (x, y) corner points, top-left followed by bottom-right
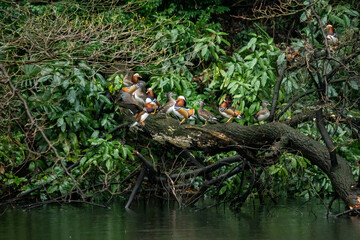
(146, 88), (160, 107)
(133, 80), (147, 105)
(324, 25), (338, 51)
(119, 90), (144, 115)
(122, 73), (142, 94)
(254, 101), (271, 123)
(197, 100), (218, 126)
(286, 46), (300, 64)
(173, 96), (197, 124)
(158, 92), (176, 118)
(123, 73), (142, 87)
(219, 99), (242, 123)
(130, 98), (158, 127)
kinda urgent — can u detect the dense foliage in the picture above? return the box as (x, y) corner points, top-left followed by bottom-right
(0, 0), (359, 208)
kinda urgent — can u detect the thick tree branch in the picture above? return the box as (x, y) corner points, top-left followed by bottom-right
(130, 113), (360, 209)
(316, 108), (338, 167)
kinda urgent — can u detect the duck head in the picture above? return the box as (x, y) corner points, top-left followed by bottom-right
(325, 25), (335, 34)
(176, 96), (186, 107)
(262, 101), (271, 108)
(167, 91), (175, 99)
(197, 100), (205, 108)
(132, 73), (142, 84)
(220, 99), (229, 108)
(146, 88), (155, 97)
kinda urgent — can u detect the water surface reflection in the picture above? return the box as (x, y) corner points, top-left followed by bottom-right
(0, 199), (359, 240)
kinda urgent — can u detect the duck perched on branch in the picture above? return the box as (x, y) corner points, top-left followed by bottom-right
(286, 46), (300, 64)
(197, 100), (218, 126)
(324, 25), (338, 51)
(219, 99), (242, 123)
(123, 73), (142, 87)
(133, 80), (147, 105)
(254, 101), (271, 123)
(173, 96), (197, 124)
(146, 88), (160, 107)
(159, 92), (176, 118)
(130, 98), (158, 127)
(122, 73), (142, 94)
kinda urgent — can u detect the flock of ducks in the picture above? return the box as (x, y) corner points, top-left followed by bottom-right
(120, 73), (271, 127)
(119, 24), (338, 127)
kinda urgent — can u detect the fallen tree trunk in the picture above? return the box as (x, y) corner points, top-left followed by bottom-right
(130, 113), (360, 209)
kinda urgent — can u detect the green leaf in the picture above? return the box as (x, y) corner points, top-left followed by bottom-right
(96, 73), (107, 86)
(201, 46), (208, 57)
(261, 72), (267, 87)
(67, 89), (76, 104)
(101, 117), (107, 126)
(234, 53), (243, 62)
(248, 102), (257, 114)
(112, 149), (120, 159)
(277, 53), (286, 67)
(80, 157), (87, 165)
(57, 117), (64, 127)
(53, 74), (61, 84)
(106, 160), (112, 170)
(329, 15), (345, 26)
(205, 28), (217, 34)
(343, 15), (350, 28)
(98, 94), (112, 104)
(219, 185), (227, 195)
(349, 81), (359, 90)
(254, 79), (260, 92)
(62, 79), (69, 89)
(221, 38), (231, 46)
(248, 58), (257, 69)
(61, 123), (66, 132)
(247, 37), (257, 50)
(194, 43), (204, 52)
(216, 35), (221, 44)
(121, 146), (127, 159)
(79, 62), (91, 70)
(47, 185), (58, 194)
(227, 64), (235, 77)
(209, 48), (219, 60)
(38, 75), (52, 83)
(220, 69), (226, 77)
(29, 162), (35, 172)
(91, 130), (99, 139)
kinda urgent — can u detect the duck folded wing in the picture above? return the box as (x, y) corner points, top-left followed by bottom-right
(122, 84), (139, 94)
(223, 108), (236, 116)
(176, 107), (191, 118)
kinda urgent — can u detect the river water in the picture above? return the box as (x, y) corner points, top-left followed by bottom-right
(0, 199), (359, 240)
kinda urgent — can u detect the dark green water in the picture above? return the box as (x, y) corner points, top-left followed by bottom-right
(1, 199), (359, 240)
